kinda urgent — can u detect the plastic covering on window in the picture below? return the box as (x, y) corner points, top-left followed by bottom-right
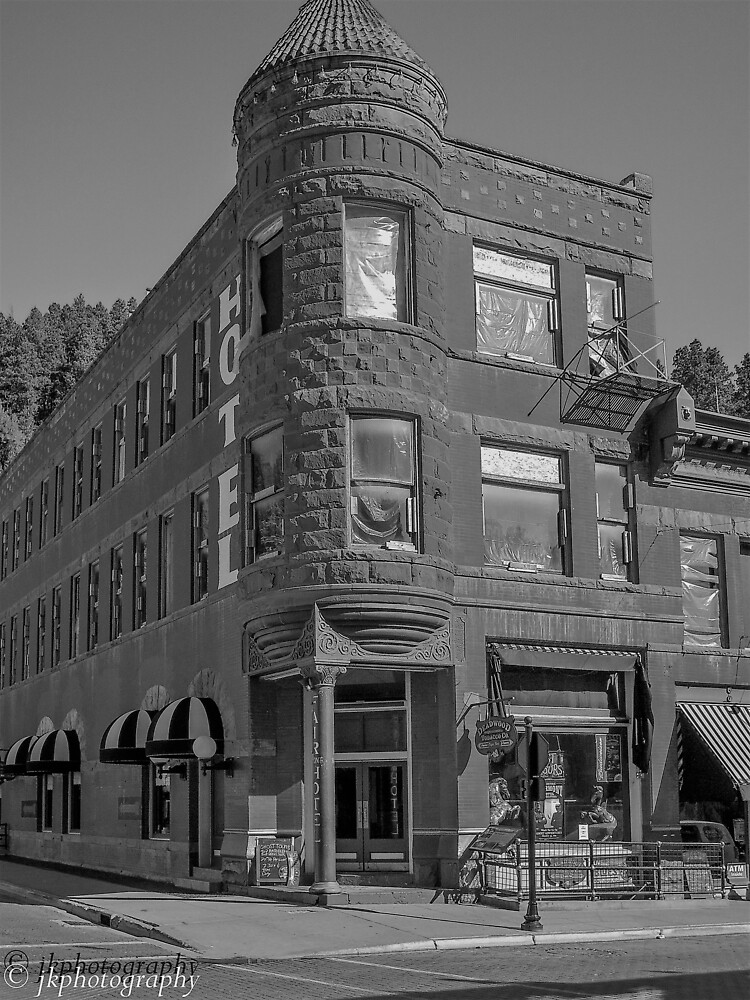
(598, 524), (626, 578)
(482, 447), (560, 485)
(351, 418), (413, 484)
(483, 482), (562, 571)
(351, 485), (410, 545)
(474, 247), (554, 290)
(345, 212), (403, 320)
(680, 536), (722, 647)
(476, 283), (552, 363)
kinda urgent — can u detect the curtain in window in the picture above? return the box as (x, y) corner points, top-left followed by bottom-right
(345, 214), (402, 319)
(476, 284), (551, 362)
(680, 536), (722, 647)
(351, 486), (409, 544)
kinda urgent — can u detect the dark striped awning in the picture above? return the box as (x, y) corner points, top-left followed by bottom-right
(26, 730), (81, 774)
(2, 735), (37, 776)
(678, 702), (750, 788)
(145, 697), (224, 759)
(490, 642), (637, 672)
(100, 709), (156, 765)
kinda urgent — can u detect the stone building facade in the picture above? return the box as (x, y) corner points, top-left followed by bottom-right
(1, 0), (748, 893)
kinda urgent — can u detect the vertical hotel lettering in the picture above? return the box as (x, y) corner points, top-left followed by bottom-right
(215, 273), (246, 590)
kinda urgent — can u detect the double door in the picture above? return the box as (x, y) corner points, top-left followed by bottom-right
(335, 761), (408, 871)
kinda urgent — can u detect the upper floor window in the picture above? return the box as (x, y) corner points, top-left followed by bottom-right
(192, 488), (210, 602)
(51, 585), (62, 666)
(39, 478), (49, 548)
(25, 496), (34, 560)
(482, 446), (567, 573)
(12, 508), (21, 570)
(72, 445), (84, 519)
(474, 246), (559, 366)
(21, 606), (31, 681)
(53, 462), (65, 536)
(344, 205), (410, 322)
(194, 314), (211, 415)
(680, 535), (725, 649)
(350, 416), (418, 549)
(37, 595), (46, 673)
(114, 399), (127, 485)
(134, 528), (148, 629)
(111, 544), (124, 640)
(248, 221), (283, 336)
(0, 622), (5, 689)
(586, 271), (626, 377)
(136, 377), (150, 465)
(0, 520), (8, 579)
(162, 349), (177, 444)
(70, 573), (81, 659)
(595, 462), (634, 581)
(91, 424), (103, 503)
(159, 510), (175, 617)
(244, 427), (284, 564)
(88, 560), (99, 650)
(9, 613), (18, 685)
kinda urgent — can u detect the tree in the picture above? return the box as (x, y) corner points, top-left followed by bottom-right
(671, 339), (736, 414)
(732, 353), (750, 419)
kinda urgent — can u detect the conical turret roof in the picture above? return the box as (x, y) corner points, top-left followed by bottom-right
(248, 0), (438, 85)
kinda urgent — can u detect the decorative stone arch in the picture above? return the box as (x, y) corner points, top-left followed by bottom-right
(188, 669), (236, 742)
(140, 685), (172, 713)
(62, 709), (86, 761)
(35, 716), (55, 738)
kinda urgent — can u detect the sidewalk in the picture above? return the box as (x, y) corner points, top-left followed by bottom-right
(1, 858), (748, 962)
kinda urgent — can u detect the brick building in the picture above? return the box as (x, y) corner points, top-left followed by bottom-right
(1, 0), (748, 895)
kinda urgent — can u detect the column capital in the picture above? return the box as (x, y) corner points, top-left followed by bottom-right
(299, 662), (347, 689)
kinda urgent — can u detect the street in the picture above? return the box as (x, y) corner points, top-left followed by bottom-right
(1, 898), (747, 1000)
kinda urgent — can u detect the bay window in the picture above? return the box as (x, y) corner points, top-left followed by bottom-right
(474, 246), (559, 365)
(344, 205), (410, 321)
(244, 427), (284, 563)
(482, 446), (567, 573)
(680, 535), (725, 648)
(350, 416), (418, 549)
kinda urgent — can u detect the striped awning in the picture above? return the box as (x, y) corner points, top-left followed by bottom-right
(2, 735), (37, 776)
(490, 643), (637, 672)
(145, 697), (224, 760)
(26, 730), (81, 774)
(100, 709), (155, 765)
(678, 702), (750, 788)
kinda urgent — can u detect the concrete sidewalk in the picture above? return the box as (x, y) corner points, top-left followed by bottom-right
(1, 858), (748, 962)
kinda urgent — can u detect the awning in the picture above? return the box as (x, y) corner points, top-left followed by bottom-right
(490, 643), (637, 673)
(2, 735), (37, 776)
(678, 702), (750, 788)
(100, 709), (155, 765)
(26, 730), (81, 774)
(145, 697), (224, 760)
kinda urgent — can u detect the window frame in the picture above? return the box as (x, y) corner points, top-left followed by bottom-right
(12, 507), (20, 570)
(192, 488), (210, 602)
(113, 399), (127, 485)
(37, 595), (46, 673)
(69, 572), (81, 659)
(24, 495), (34, 561)
(585, 269), (627, 378)
(41, 773), (54, 832)
(343, 203), (412, 323)
(161, 348), (178, 444)
(66, 771), (82, 834)
(243, 426), (285, 565)
(159, 509), (175, 618)
(473, 244), (560, 366)
(679, 533), (726, 649)
(39, 478), (49, 548)
(136, 376), (150, 465)
(149, 765), (171, 839)
(0, 519), (8, 579)
(51, 585), (62, 666)
(110, 544), (124, 640)
(90, 423), (103, 504)
(133, 528), (148, 629)
(247, 219), (284, 338)
(194, 313), (211, 416)
(594, 460), (635, 582)
(72, 445), (84, 519)
(88, 560), (99, 651)
(53, 462), (65, 536)
(9, 614), (18, 685)
(21, 606), (30, 681)
(481, 444), (568, 574)
(0, 622), (5, 689)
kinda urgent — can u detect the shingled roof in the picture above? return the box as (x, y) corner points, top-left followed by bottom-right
(248, 0), (437, 84)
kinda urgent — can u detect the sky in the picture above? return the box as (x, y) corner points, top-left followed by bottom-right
(1, 0), (748, 368)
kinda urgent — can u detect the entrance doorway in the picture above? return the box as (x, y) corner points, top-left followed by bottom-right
(335, 761), (408, 870)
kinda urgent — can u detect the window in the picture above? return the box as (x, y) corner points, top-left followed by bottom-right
(41, 774), (54, 831)
(474, 245), (559, 365)
(680, 535), (725, 648)
(244, 427), (284, 563)
(88, 560), (99, 650)
(111, 545), (123, 640)
(114, 399), (127, 484)
(53, 462), (65, 536)
(586, 271), (627, 378)
(350, 417), (417, 548)
(159, 511), (175, 617)
(0, 622), (5, 689)
(136, 377), (150, 465)
(39, 478), (49, 548)
(595, 462), (634, 580)
(194, 314), (211, 415)
(134, 529), (147, 628)
(90, 424), (103, 503)
(66, 772), (81, 833)
(192, 489), (209, 601)
(72, 445), (84, 518)
(51, 586), (62, 666)
(482, 446), (567, 573)
(741, 541), (750, 622)
(37, 596), (46, 672)
(25, 496), (33, 560)
(162, 349), (177, 444)
(12, 508), (20, 570)
(344, 205), (410, 321)
(9, 614), (17, 685)
(21, 606), (30, 681)
(0, 520), (8, 579)
(70, 573), (81, 658)
(150, 766), (170, 838)
(248, 223), (283, 336)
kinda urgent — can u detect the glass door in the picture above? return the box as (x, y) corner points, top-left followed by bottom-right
(335, 762), (408, 870)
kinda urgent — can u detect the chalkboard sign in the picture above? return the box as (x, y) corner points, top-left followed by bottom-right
(256, 837), (293, 884)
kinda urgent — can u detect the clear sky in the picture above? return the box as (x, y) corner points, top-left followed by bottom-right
(1, 0), (748, 367)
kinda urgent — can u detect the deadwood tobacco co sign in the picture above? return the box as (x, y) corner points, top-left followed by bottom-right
(474, 716), (519, 756)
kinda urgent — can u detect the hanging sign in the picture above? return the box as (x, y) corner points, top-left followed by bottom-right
(475, 716), (518, 755)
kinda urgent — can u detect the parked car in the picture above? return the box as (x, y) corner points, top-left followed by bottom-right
(680, 820), (738, 861)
